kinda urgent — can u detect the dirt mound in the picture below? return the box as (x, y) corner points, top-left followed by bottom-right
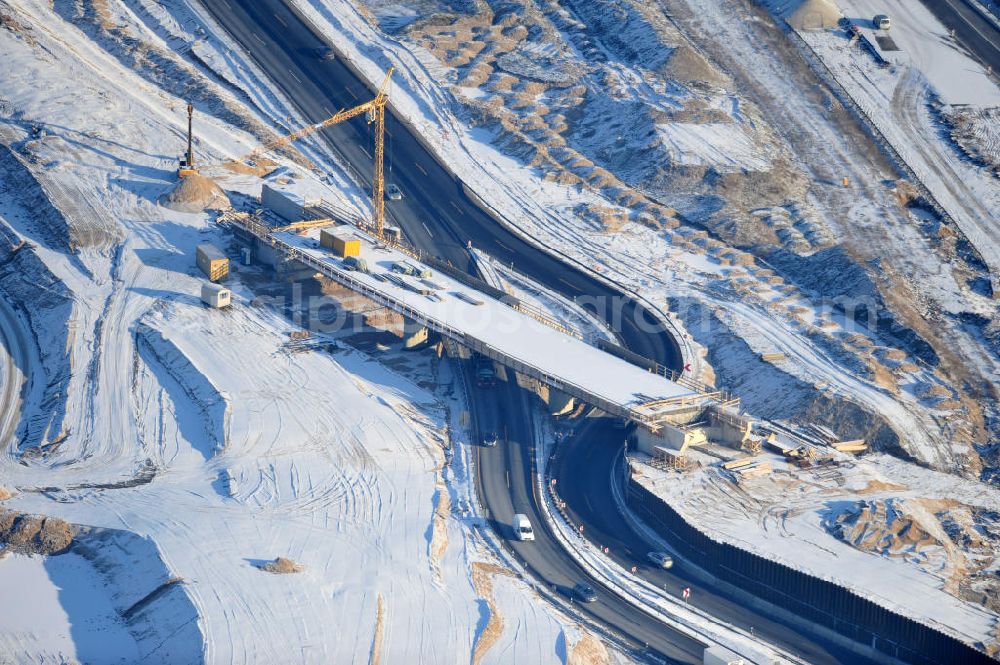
(0, 509), (74, 555)
(159, 173), (230, 213)
(569, 633), (611, 665)
(664, 45), (727, 86)
(941, 106), (1000, 173)
(260, 556), (304, 574)
(829, 499), (939, 557)
(788, 0), (842, 30)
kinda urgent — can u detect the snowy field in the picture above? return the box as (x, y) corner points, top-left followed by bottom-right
(774, 0), (1000, 295)
(632, 451), (1000, 650)
(0, 0), (998, 659)
(284, 0), (1000, 647)
(288, 0), (994, 476)
(0, 1), (624, 662)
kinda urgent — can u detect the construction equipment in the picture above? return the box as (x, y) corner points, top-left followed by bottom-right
(225, 68), (395, 238)
(271, 218), (335, 233)
(178, 102), (198, 178)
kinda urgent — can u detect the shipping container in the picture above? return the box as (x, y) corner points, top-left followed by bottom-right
(196, 243), (229, 282)
(201, 282), (231, 308)
(320, 229), (360, 257)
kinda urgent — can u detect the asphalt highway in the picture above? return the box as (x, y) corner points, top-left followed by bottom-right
(467, 365), (705, 663)
(555, 419), (867, 665)
(198, 0), (681, 369)
(920, 0), (1000, 72)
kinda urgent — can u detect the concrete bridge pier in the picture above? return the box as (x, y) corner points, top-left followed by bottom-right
(546, 388), (575, 417)
(402, 319), (429, 348)
(514, 372), (576, 416)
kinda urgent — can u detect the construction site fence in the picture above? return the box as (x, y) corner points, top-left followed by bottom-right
(626, 478), (993, 665)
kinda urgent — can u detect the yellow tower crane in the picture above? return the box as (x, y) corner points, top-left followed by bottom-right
(226, 67), (395, 238)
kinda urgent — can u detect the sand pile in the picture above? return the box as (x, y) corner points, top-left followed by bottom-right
(788, 0), (843, 30)
(260, 556), (304, 574)
(159, 173), (230, 213)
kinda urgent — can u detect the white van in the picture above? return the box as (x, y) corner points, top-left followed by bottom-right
(512, 513), (535, 542)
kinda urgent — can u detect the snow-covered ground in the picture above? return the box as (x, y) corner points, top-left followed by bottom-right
(631, 450), (1000, 650)
(774, 0), (1000, 296)
(286, 0), (993, 476)
(0, 552), (140, 663)
(282, 0), (1000, 646)
(0, 1), (629, 662)
(2, 0), (998, 658)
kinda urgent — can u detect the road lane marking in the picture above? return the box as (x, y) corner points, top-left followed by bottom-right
(359, 145), (371, 159)
(414, 162), (427, 176)
(289, 70), (301, 83)
(559, 277), (582, 292)
(422, 222), (434, 238)
(323, 106), (333, 116)
(274, 13), (287, 27)
(495, 239), (512, 252)
(346, 86), (357, 100)
(252, 32), (264, 44)
(450, 200), (462, 214)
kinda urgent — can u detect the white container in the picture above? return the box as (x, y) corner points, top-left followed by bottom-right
(201, 282), (231, 308)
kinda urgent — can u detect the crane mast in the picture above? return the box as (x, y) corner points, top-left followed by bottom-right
(225, 67), (395, 238)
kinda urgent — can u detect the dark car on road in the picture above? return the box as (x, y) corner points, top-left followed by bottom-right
(573, 583), (597, 603)
(647, 551), (674, 569)
(482, 431), (498, 447)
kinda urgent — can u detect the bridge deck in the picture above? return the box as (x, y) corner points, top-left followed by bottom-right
(235, 216), (712, 424)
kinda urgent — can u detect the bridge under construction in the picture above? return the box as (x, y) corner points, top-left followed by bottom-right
(224, 209), (755, 453)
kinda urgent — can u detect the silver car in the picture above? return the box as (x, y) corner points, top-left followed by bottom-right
(647, 551), (674, 569)
(385, 183), (403, 201)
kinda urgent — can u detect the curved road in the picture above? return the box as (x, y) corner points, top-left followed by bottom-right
(466, 364), (704, 663)
(555, 419), (864, 665)
(198, 0), (681, 369)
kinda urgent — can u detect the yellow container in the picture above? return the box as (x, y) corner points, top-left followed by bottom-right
(320, 229), (360, 257)
(196, 243), (229, 282)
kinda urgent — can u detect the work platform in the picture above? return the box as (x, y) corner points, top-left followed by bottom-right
(225, 212), (726, 430)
